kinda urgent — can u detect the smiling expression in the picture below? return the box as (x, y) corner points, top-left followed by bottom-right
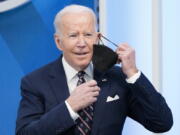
(54, 12), (98, 71)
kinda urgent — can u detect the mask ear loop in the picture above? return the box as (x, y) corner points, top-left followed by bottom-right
(97, 33), (105, 45)
(99, 33), (119, 47)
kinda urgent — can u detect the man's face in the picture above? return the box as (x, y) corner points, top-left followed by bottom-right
(55, 12), (98, 71)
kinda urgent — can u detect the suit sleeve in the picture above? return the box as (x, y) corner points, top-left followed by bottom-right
(127, 73), (173, 133)
(16, 76), (75, 135)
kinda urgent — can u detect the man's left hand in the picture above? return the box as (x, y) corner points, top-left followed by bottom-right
(116, 43), (138, 78)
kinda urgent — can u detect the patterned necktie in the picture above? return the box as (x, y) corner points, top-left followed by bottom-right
(76, 71), (94, 135)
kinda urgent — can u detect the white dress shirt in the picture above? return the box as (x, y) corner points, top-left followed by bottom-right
(61, 56), (141, 121)
(62, 57), (94, 120)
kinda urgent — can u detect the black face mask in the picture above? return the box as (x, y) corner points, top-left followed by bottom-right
(92, 35), (119, 72)
(92, 44), (118, 72)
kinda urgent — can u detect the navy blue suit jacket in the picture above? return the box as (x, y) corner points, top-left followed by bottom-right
(16, 57), (173, 135)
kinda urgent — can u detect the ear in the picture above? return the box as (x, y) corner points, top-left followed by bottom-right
(54, 33), (63, 51)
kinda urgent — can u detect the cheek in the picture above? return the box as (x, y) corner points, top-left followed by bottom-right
(61, 39), (74, 50)
(88, 42), (95, 50)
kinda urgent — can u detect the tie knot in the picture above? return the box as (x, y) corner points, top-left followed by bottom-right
(77, 71), (86, 86)
(77, 71), (85, 78)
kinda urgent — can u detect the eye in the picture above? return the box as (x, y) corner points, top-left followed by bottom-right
(84, 33), (93, 37)
(69, 34), (77, 38)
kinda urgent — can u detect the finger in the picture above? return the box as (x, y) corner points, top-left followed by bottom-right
(117, 43), (132, 51)
(90, 86), (100, 91)
(116, 51), (128, 57)
(121, 43), (131, 48)
(90, 97), (98, 103)
(116, 46), (125, 52)
(91, 91), (100, 97)
(86, 80), (97, 87)
(86, 86), (100, 93)
(116, 46), (128, 53)
(118, 53), (131, 60)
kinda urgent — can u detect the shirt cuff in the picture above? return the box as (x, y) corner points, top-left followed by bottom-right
(65, 101), (79, 121)
(126, 71), (141, 84)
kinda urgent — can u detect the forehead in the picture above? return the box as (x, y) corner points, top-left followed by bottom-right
(60, 12), (96, 32)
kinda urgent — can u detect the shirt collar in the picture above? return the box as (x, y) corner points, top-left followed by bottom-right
(62, 56), (93, 82)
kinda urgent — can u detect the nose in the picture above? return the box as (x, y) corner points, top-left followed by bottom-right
(77, 35), (86, 47)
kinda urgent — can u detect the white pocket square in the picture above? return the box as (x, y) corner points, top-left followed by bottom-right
(106, 95), (120, 102)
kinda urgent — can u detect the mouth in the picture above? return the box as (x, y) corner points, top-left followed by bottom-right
(74, 52), (89, 56)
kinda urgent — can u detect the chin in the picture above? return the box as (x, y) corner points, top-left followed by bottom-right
(77, 60), (91, 70)
(79, 63), (90, 70)
(72, 54), (92, 70)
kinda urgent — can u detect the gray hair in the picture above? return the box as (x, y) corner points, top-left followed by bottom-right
(54, 4), (97, 34)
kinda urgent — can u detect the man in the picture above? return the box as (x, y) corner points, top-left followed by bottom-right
(16, 4), (173, 135)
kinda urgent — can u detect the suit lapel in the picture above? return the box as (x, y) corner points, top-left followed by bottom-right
(48, 56), (70, 103)
(91, 69), (111, 134)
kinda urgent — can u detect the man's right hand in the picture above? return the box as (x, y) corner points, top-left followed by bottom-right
(66, 80), (100, 112)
